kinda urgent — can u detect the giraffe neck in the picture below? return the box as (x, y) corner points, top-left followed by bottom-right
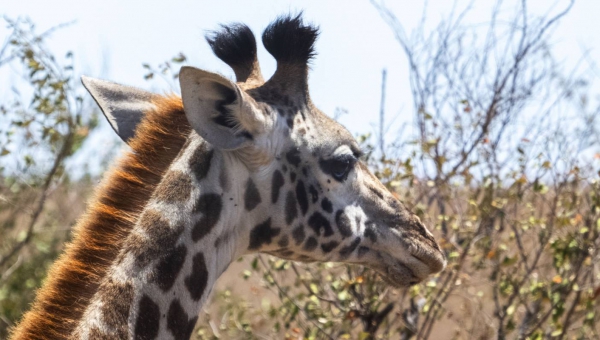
(74, 136), (256, 339)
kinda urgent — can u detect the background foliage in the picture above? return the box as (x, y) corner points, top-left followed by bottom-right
(1, 1), (599, 339)
(0, 17), (100, 336)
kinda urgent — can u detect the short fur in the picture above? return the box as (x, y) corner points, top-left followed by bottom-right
(262, 13), (319, 64)
(9, 95), (191, 340)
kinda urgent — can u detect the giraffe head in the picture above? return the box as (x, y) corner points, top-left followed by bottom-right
(179, 15), (445, 286)
(86, 15), (445, 288)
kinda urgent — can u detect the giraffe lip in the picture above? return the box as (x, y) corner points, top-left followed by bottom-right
(374, 261), (421, 288)
(411, 250), (447, 274)
(369, 245), (441, 287)
(385, 227), (447, 275)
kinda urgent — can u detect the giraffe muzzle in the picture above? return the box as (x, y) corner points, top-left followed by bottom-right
(391, 226), (446, 279)
(364, 220), (446, 286)
(371, 245), (445, 287)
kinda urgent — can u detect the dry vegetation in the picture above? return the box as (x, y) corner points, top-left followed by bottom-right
(1, 1), (599, 339)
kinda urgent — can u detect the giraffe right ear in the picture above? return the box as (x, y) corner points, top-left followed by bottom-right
(179, 66), (263, 150)
(81, 76), (158, 144)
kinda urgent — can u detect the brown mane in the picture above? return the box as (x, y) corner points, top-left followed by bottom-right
(10, 95), (191, 340)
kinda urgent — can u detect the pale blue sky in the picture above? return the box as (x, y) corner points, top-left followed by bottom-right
(2, 1), (598, 156)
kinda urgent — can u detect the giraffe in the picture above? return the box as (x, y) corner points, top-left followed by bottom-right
(11, 14), (445, 340)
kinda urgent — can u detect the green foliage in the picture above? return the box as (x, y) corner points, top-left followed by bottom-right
(0, 17), (98, 337)
(142, 52), (187, 89)
(2, 2), (600, 340)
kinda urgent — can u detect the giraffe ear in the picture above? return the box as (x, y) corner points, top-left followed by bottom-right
(81, 76), (158, 144)
(179, 66), (261, 150)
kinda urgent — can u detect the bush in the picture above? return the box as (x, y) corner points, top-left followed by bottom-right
(1, 2), (599, 339)
(0, 17), (98, 338)
(194, 2), (600, 339)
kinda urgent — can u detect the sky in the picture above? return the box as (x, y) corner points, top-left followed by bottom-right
(2, 0), (599, 170)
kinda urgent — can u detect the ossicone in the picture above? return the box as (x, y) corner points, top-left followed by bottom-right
(262, 13), (320, 98)
(206, 23), (264, 86)
(262, 13), (319, 65)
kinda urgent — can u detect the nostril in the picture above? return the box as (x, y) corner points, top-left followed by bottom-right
(388, 197), (400, 210)
(409, 280), (420, 286)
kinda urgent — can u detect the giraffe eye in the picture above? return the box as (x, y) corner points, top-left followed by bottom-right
(320, 154), (357, 182)
(331, 159), (351, 180)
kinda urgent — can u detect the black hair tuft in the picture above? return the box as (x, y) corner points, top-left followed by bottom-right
(206, 23), (257, 67)
(262, 13), (319, 64)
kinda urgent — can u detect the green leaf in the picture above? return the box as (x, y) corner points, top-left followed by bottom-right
(172, 53), (187, 63)
(358, 332), (371, 340)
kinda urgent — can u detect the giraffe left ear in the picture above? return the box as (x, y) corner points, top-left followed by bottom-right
(179, 66), (264, 150)
(82, 76), (158, 144)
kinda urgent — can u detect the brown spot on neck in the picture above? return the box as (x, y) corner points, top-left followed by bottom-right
(153, 170), (192, 203)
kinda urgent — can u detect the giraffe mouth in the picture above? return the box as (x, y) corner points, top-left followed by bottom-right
(369, 226), (446, 286)
(365, 243), (442, 287)
(373, 261), (421, 288)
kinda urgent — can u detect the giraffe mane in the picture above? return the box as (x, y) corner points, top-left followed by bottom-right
(10, 95), (191, 340)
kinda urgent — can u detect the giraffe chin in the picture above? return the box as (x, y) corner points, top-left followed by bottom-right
(373, 262), (421, 288)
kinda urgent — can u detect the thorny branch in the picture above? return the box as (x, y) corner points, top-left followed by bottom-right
(0, 124), (74, 269)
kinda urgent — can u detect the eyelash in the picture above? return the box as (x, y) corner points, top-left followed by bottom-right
(320, 154), (357, 181)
